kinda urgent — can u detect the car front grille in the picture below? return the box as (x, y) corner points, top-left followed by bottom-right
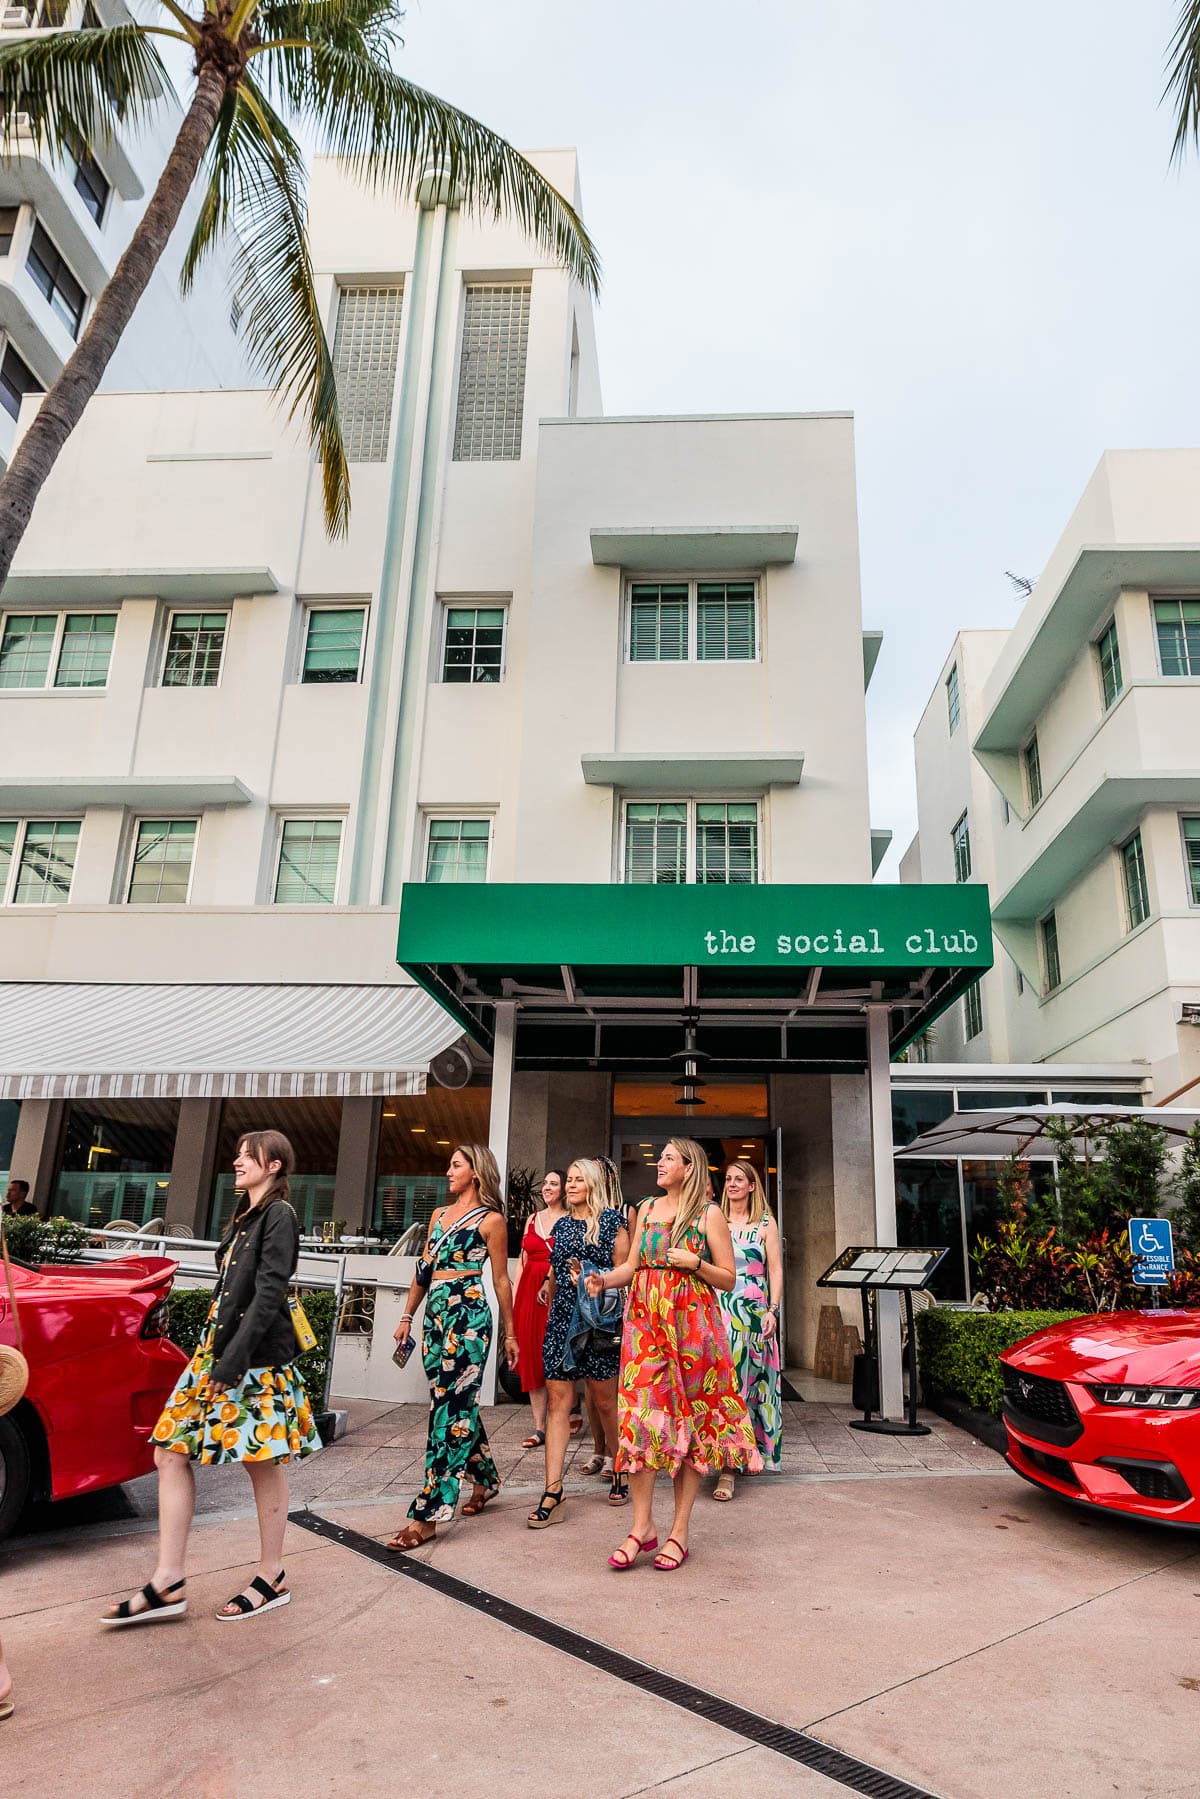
(1002, 1365), (1083, 1445)
(1020, 1444), (1080, 1489)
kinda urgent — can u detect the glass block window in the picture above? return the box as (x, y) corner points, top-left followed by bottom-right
(425, 817), (490, 883)
(0, 341), (42, 423)
(1041, 911), (1061, 993)
(628, 584), (688, 662)
(1184, 818), (1200, 906)
(1096, 619), (1122, 710)
(301, 607), (366, 683)
(162, 612), (227, 687)
(27, 221), (86, 337)
(624, 802), (687, 884)
(951, 811), (972, 883)
(946, 663), (960, 733)
(274, 818), (342, 904)
(1120, 830), (1149, 930)
(696, 803), (758, 883)
(0, 612), (56, 686)
(0, 208), (19, 256)
(1024, 733), (1042, 808)
(696, 582), (756, 661)
(442, 606), (505, 683)
(963, 980), (983, 1041)
(13, 819), (80, 903)
(54, 613), (115, 687)
(331, 285), (404, 462)
(1154, 599), (1200, 677)
(128, 819), (196, 904)
(452, 283), (530, 461)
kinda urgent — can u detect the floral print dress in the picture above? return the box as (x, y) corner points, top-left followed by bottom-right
(718, 1219), (783, 1467)
(409, 1206), (500, 1523)
(541, 1207), (625, 1383)
(616, 1209), (762, 1477)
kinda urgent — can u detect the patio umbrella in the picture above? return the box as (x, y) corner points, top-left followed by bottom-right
(895, 1105), (1200, 1161)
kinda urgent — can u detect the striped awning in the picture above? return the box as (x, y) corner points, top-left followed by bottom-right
(0, 983), (464, 1100)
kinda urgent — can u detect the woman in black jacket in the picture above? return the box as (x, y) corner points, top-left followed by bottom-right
(102, 1130), (322, 1628)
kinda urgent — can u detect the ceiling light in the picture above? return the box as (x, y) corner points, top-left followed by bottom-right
(410, 1126), (426, 1134)
(383, 1111), (396, 1118)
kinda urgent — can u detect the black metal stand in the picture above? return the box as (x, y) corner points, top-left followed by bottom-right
(849, 1286), (932, 1437)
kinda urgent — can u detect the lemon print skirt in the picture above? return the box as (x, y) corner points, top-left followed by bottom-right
(152, 1310), (323, 1466)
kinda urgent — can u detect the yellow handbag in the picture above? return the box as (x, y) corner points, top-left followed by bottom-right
(0, 1221), (29, 1418)
(288, 1290), (317, 1353)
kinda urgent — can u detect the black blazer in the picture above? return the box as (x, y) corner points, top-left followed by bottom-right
(211, 1196), (301, 1386)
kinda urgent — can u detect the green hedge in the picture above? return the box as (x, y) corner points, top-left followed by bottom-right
(916, 1308), (1083, 1415)
(2, 1214), (88, 1265)
(167, 1287), (336, 1405)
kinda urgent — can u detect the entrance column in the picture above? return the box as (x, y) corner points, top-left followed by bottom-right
(866, 1003), (904, 1419)
(334, 1097), (382, 1235)
(9, 1098), (65, 1217)
(489, 1001), (516, 1195)
(168, 1098), (222, 1236)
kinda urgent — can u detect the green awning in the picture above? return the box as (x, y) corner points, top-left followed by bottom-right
(397, 883), (992, 1072)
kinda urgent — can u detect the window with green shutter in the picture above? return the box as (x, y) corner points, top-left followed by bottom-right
(963, 980), (983, 1040)
(624, 800), (759, 884)
(1184, 818), (1200, 906)
(696, 582), (756, 661)
(53, 614), (115, 688)
(0, 611), (116, 689)
(0, 614), (56, 687)
(624, 803), (687, 884)
(946, 664), (960, 733)
(626, 579), (758, 663)
(628, 584), (688, 662)
(128, 820), (197, 905)
(696, 803), (758, 883)
(1096, 619), (1122, 709)
(1120, 830), (1149, 929)
(302, 608), (366, 683)
(442, 607), (506, 683)
(1024, 734), (1043, 808)
(274, 819), (342, 903)
(1154, 598), (1200, 677)
(1041, 911), (1061, 993)
(425, 818), (490, 883)
(162, 613), (227, 687)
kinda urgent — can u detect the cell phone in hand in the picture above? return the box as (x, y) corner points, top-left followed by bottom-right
(393, 1334), (417, 1368)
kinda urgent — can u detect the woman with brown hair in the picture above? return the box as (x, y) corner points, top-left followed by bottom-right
(102, 1129), (322, 1626)
(713, 1159), (784, 1501)
(587, 1137), (759, 1572)
(388, 1144), (518, 1551)
(511, 1168), (567, 1449)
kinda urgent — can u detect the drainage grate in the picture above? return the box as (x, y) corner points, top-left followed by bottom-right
(290, 1509), (941, 1799)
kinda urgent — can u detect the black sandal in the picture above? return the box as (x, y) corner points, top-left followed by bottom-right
(608, 1471), (629, 1506)
(216, 1570), (290, 1622)
(101, 1577), (187, 1628)
(527, 1484), (566, 1529)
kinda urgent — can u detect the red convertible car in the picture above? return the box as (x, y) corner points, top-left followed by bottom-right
(1001, 1311), (1200, 1528)
(0, 1253), (187, 1538)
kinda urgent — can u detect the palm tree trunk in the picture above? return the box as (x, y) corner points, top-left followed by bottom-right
(0, 60), (228, 588)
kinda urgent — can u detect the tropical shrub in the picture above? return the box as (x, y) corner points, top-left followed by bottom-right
(2, 1213), (88, 1265)
(916, 1308), (1083, 1414)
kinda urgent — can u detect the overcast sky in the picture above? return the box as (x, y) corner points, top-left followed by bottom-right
(394, 0), (1200, 873)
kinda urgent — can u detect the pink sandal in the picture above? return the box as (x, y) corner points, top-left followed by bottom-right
(653, 1537), (689, 1572)
(607, 1531), (658, 1570)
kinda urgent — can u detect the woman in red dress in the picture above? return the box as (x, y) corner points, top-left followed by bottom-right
(511, 1170), (567, 1447)
(587, 1137), (760, 1572)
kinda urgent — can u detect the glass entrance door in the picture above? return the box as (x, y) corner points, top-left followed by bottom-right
(614, 1126), (774, 1211)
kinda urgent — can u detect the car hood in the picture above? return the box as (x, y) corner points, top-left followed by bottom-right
(1002, 1311), (1200, 1387)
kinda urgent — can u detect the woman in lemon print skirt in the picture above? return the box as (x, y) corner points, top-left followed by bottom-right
(102, 1130), (321, 1629)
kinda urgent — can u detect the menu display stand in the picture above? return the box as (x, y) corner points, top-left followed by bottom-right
(816, 1245), (949, 1437)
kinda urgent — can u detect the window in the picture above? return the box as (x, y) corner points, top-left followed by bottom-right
(425, 817), (490, 884)
(1154, 599), (1200, 677)
(452, 283), (530, 461)
(162, 611), (226, 687)
(1096, 619), (1122, 710)
(27, 222), (86, 337)
(0, 611), (115, 689)
(623, 800), (759, 885)
(0, 819), (80, 904)
(0, 208), (18, 256)
(1120, 829), (1149, 930)
(0, 342), (41, 423)
(963, 980), (983, 1041)
(946, 663), (960, 733)
(1184, 818), (1200, 906)
(951, 811), (972, 883)
(301, 607), (366, 684)
(274, 818), (342, 904)
(66, 131), (109, 226)
(626, 579), (758, 663)
(1041, 911), (1061, 993)
(127, 819), (196, 904)
(1024, 733), (1042, 808)
(442, 606), (505, 683)
(331, 285), (404, 462)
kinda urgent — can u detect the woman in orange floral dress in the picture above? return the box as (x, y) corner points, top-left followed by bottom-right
(586, 1137), (760, 1571)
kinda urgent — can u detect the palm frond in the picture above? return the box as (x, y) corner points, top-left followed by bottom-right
(179, 88), (244, 291)
(252, 44), (601, 293)
(1165, 0), (1200, 160)
(221, 76), (349, 533)
(254, 0), (397, 53)
(0, 25), (172, 158)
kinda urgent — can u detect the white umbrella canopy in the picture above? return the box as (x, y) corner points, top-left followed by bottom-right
(895, 1105), (1200, 1161)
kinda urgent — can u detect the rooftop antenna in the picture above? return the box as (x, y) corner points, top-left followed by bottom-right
(1005, 570), (1035, 600)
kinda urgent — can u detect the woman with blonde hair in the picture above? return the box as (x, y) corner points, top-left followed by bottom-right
(388, 1144), (518, 1551)
(587, 1138), (759, 1571)
(528, 1158), (628, 1526)
(713, 1160), (783, 1501)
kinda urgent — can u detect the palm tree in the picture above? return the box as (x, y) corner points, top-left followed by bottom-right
(0, 1), (599, 584)
(1167, 2), (1200, 155)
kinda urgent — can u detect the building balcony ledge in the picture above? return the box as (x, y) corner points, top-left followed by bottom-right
(2, 565), (281, 602)
(0, 774), (253, 810)
(589, 525), (798, 572)
(581, 750), (804, 791)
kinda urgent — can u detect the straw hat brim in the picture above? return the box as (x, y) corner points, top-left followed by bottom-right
(0, 1344), (29, 1417)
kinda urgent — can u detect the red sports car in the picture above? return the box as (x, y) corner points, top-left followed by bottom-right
(0, 1254), (187, 1538)
(1001, 1310), (1200, 1528)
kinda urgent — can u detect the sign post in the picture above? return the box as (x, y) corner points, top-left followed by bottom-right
(1129, 1217), (1174, 1307)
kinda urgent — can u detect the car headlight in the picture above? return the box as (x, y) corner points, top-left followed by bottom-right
(1089, 1385), (1200, 1410)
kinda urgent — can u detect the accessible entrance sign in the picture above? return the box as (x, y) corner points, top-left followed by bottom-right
(1129, 1217), (1174, 1287)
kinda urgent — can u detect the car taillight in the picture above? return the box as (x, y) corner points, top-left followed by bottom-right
(141, 1299), (170, 1340)
(1089, 1384), (1200, 1410)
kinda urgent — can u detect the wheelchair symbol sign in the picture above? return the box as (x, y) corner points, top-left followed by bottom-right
(1129, 1217), (1174, 1286)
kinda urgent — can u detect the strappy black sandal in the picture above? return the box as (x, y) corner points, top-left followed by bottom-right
(608, 1471), (629, 1506)
(101, 1577), (187, 1628)
(216, 1570), (290, 1622)
(527, 1484), (566, 1529)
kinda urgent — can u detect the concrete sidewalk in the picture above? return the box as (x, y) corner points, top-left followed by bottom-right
(3, 1401), (1200, 1798)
